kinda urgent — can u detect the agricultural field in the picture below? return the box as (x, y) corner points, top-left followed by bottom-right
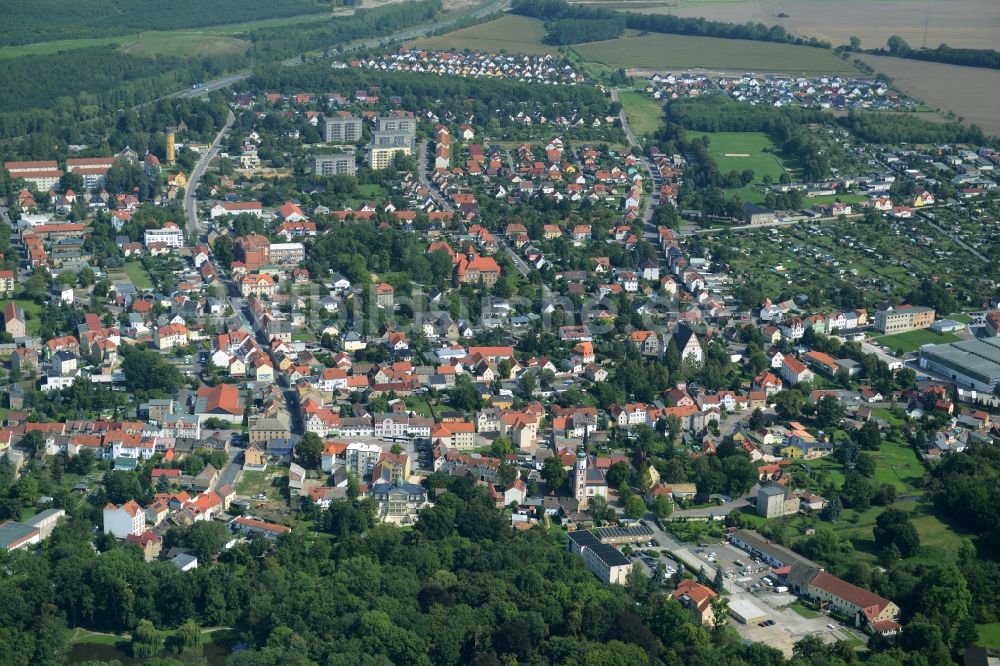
(685, 131), (793, 181)
(573, 31), (858, 73)
(409, 15), (559, 56)
(857, 54), (1000, 137)
(618, 90), (665, 137)
(875, 328), (963, 353)
(570, 0), (1000, 51)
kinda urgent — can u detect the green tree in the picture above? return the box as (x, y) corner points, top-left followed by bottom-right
(773, 390), (804, 419)
(652, 494), (673, 520)
(873, 507), (920, 558)
(131, 619), (161, 658)
(175, 618), (201, 654)
(625, 494), (646, 519)
(542, 456), (567, 495)
(295, 432), (324, 470)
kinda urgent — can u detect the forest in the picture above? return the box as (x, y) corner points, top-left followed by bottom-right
(545, 17), (626, 45)
(875, 36), (1000, 71)
(512, 0), (830, 48)
(840, 110), (988, 146)
(0, 0), (344, 46)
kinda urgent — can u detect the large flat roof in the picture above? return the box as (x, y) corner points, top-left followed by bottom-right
(921, 337), (1000, 385)
(592, 524), (654, 542)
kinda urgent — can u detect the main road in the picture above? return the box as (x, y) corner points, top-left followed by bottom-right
(184, 109), (235, 236)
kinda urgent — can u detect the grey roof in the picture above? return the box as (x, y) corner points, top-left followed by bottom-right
(568, 529), (630, 567)
(759, 485), (788, 497)
(170, 553), (198, 569)
(0, 521), (38, 549)
(592, 524), (654, 542)
(920, 337), (1000, 386)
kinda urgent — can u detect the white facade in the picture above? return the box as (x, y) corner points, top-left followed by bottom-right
(103, 501), (146, 538)
(144, 223), (185, 248)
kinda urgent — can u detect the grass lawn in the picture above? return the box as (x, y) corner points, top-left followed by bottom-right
(871, 441), (923, 491)
(409, 15), (558, 56)
(806, 193), (868, 205)
(871, 407), (905, 426)
(235, 469), (285, 500)
(976, 623), (1000, 650)
(70, 629), (125, 646)
(573, 31), (857, 73)
(124, 261), (154, 290)
(686, 131), (792, 181)
(12, 299), (42, 335)
(403, 396), (434, 419)
(789, 602), (820, 619)
(619, 90), (664, 137)
(875, 328), (961, 353)
(951, 313), (973, 324)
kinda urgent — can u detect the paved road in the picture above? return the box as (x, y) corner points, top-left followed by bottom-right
(610, 87), (660, 229)
(213, 449), (244, 491)
(642, 516), (719, 580)
(184, 109), (235, 236)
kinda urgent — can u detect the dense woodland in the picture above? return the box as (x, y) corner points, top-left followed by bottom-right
(1, 0), (346, 46)
(512, 0), (829, 48)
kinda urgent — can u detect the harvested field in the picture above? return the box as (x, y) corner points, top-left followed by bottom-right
(857, 53), (1000, 137)
(573, 31), (856, 73)
(573, 0), (1000, 51)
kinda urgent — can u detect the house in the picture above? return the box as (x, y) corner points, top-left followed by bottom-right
(231, 516), (290, 540)
(780, 356), (814, 385)
(241, 274), (277, 298)
(125, 531), (162, 561)
(367, 481), (430, 525)
(103, 500), (146, 538)
(375, 283), (394, 308)
(3, 302), (25, 338)
(672, 579), (719, 626)
(194, 384), (245, 424)
(799, 569), (901, 630)
(757, 485), (799, 518)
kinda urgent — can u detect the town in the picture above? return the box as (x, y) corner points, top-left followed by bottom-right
(0, 1), (998, 664)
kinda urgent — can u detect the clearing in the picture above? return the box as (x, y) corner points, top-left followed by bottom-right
(124, 261), (155, 290)
(685, 131), (793, 181)
(976, 623), (1000, 650)
(875, 328), (962, 353)
(409, 15), (558, 56)
(573, 31), (857, 74)
(618, 90), (664, 137)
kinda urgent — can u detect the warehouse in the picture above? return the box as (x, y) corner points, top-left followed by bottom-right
(567, 529), (633, 584)
(728, 597), (769, 625)
(919, 338), (1000, 392)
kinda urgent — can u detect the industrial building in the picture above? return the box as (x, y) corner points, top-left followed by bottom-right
(919, 337), (1000, 392)
(727, 597), (769, 625)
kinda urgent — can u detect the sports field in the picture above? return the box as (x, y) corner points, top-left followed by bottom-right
(875, 328), (962, 353)
(573, 31), (857, 73)
(685, 131), (791, 181)
(618, 90), (664, 137)
(409, 15), (558, 56)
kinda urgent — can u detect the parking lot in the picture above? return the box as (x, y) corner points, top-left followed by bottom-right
(728, 590), (865, 657)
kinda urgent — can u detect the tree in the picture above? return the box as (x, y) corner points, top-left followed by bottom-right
(849, 35), (861, 50)
(606, 461), (630, 489)
(625, 494), (646, 519)
(855, 451), (877, 477)
(175, 618), (201, 654)
(542, 456), (567, 495)
(854, 420), (882, 450)
(820, 496), (842, 522)
(497, 461), (518, 488)
(773, 390), (803, 419)
(912, 565), (973, 647)
(887, 34), (911, 57)
(121, 347), (183, 394)
(131, 619), (161, 658)
(652, 494), (673, 520)
(295, 432), (324, 470)
(184, 521), (230, 564)
(814, 395), (844, 429)
(713, 566), (724, 593)
(874, 507), (920, 559)
(748, 408), (764, 430)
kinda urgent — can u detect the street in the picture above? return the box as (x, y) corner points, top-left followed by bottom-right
(185, 109), (235, 236)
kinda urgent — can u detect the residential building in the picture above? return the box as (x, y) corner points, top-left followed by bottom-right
(744, 203), (776, 226)
(322, 115), (363, 143)
(345, 442), (381, 478)
(193, 384), (245, 424)
(368, 481), (430, 525)
(231, 516), (290, 540)
(103, 500), (146, 538)
(672, 579), (719, 626)
(241, 273), (277, 298)
(567, 529), (632, 584)
(756, 484), (799, 518)
(313, 153), (357, 176)
(375, 283), (394, 308)
(4, 302), (25, 338)
(144, 222), (184, 248)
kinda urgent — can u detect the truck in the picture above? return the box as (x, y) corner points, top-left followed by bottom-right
(774, 586), (789, 593)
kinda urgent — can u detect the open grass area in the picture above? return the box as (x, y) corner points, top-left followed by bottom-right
(124, 261), (154, 290)
(0, 11), (341, 60)
(789, 602), (820, 619)
(686, 131), (792, 181)
(573, 31), (858, 73)
(871, 407), (905, 426)
(409, 15), (558, 56)
(619, 90), (664, 137)
(404, 396), (434, 419)
(976, 623), (1000, 650)
(875, 328), (962, 353)
(11, 299), (43, 335)
(235, 469), (285, 501)
(871, 441), (923, 492)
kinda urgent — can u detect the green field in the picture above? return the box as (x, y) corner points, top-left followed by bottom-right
(573, 31), (858, 73)
(875, 328), (962, 353)
(870, 441), (923, 492)
(976, 623), (1000, 650)
(410, 15), (558, 56)
(0, 11), (344, 60)
(619, 90), (665, 137)
(687, 131), (792, 181)
(789, 602), (820, 619)
(124, 261), (154, 290)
